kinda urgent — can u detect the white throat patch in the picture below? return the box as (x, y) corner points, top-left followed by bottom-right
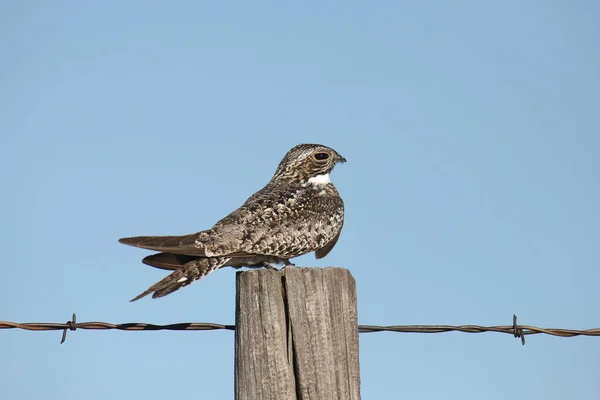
(307, 173), (331, 186)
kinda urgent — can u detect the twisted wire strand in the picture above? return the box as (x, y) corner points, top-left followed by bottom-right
(2, 314), (599, 344)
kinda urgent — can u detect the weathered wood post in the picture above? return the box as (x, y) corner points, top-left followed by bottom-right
(235, 266), (360, 400)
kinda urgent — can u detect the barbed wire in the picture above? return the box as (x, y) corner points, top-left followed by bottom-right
(2, 314), (599, 345)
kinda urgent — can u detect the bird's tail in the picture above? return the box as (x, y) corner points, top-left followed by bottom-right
(131, 256), (231, 301)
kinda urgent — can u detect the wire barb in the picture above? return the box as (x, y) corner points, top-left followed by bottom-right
(1, 314), (599, 344)
(513, 314), (525, 345)
(61, 313), (77, 344)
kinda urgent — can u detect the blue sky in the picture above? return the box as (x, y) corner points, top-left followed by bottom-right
(2, 1), (599, 399)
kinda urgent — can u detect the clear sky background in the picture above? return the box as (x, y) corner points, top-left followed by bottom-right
(2, 1), (599, 399)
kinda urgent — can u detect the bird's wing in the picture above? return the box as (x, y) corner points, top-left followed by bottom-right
(119, 234), (256, 257)
(121, 185), (343, 259)
(141, 253), (200, 270)
(118, 234), (207, 256)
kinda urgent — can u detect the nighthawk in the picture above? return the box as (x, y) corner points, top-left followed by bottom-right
(119, 143), (346, 301)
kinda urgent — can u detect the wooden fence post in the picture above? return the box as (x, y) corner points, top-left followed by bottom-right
(235, 266), (360, 400)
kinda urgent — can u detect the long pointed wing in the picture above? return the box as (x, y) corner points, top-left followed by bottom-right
(141, 253), (200, 270)
(119, 234), (256, 258)
(118, 234), (207, 256)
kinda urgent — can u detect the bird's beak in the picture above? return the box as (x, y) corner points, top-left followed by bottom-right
(337, 154), (347, 163)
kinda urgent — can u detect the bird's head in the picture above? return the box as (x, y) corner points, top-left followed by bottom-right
(272, 144), (346, 184)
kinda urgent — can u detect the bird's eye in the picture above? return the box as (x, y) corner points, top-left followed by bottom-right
(314, 153), (330, 160)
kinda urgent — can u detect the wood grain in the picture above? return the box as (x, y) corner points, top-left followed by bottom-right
(235, 267), (360, 400)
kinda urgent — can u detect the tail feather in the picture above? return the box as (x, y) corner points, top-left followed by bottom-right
(130, 256), (231, 301)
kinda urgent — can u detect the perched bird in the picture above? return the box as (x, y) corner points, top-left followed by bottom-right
(120, 143), (346, 301)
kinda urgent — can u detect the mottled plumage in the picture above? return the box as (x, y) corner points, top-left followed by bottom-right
(120, 144), (346, 301)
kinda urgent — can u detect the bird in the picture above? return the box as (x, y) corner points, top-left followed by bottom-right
(119, 143), (346, 301)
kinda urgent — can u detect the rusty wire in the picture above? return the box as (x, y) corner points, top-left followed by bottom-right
(359, 315), (600, 345)
(1, 314), (598, 345)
